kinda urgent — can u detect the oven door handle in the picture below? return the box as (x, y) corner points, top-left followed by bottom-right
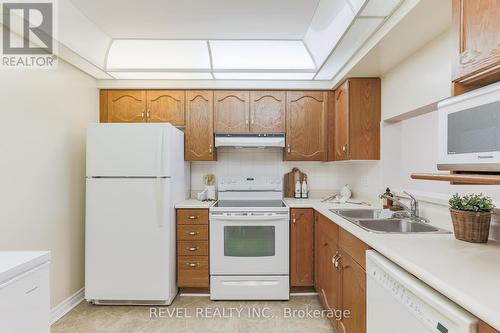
(212, 215), (288, 221)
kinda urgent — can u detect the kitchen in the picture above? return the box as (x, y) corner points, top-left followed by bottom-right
(1, 0), (500, 333)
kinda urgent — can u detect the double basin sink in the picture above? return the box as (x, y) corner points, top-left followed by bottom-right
(330, 209), (451, 234)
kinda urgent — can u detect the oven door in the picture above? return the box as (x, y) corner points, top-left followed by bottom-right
(210, 213), (289, 275)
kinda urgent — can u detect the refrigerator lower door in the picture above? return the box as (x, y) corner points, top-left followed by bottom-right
(85, 177), (175, 304)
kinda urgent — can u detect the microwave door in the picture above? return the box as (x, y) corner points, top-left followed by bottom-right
(438, 83), (500, 171)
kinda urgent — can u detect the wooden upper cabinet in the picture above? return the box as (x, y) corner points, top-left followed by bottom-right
(479, 321), (500, 333)
(452, 0), (500, 82)
(250, 91), (286, 133)
(214, 91), (250, 133)
(290, 209), (314, 287)
(334, 82), (349, 161)
(146, 90), (185, 125)
(334, 78), (381, 161)
(185, 91), (216, 161)
(339, 250), (366, 333)
(102, 90), (146, 123)
(285, 91), (328, 161)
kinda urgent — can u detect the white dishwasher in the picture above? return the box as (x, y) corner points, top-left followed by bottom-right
(366, 251), (477, 333)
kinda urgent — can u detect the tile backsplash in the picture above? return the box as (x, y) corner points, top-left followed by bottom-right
(190, 147), (358, 195)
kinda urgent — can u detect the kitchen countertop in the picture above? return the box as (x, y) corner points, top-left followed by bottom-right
(175, 199), (215, 209)
(284, 198), (500, 330)
(0, 251), (50, 284)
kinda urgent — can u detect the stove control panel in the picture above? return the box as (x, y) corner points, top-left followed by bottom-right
(218, 176), (282, 191)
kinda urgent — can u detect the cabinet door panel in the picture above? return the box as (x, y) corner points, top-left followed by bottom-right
(147, 90), (185, 125)
(479, 321), (500, 333)
(452, 0), (500, 81)
(286, 91), (327, 161)
(250, 91), (285, 133)
(185, 91), (216, 161)
(340, 251), (366, 333)
(315, 213), (340, 331)
(214, 91), (250, 133)
(334, 82), (349, 160)
(107, 90), (146, 123)
(349, 79), (381, 160)
(290, 209), (314, 287)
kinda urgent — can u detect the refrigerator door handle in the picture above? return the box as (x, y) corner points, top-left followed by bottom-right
(156, 129), (164, 176)
(156, 178), (164, 228)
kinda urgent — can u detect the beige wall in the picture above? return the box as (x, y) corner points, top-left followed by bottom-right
(0, 60), (98, 307)
(349, 29), (500, 239)
(381, 29), (452, 120)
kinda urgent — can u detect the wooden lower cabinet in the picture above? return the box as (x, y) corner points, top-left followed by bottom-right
(315, 211), (369, 333)
(315, 212), (340, 330)
(176, 209), (209, 288)
(339, 250), (366, 333)
(290, 209), (314, 287)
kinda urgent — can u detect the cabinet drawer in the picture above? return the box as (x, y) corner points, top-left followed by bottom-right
(0, 263), (50, 333)
(177, 256), (209, 288)
(339, 229), (369, 270)
(177, 241), (208, 256)
(177, 225), (209, 241)
(177, 209), (209, 225)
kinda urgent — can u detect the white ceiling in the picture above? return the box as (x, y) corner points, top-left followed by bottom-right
(49, 0), (448, 84)
(68, 0), (320, 39)
(348, 0), (451, 78)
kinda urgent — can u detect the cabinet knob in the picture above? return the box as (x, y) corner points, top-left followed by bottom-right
(287, 144), (291, 153)
(141, 111), (145, 118)
(292, 213), (296, 224)
(146, 109), (151, 118)
(342, 144), (348, 153)
(209, 144), (213, 154)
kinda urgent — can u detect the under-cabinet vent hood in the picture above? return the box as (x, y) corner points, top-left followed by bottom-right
(215, 134), (285, 148)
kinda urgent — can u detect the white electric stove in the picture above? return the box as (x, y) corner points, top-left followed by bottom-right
(209, 176), (290, 300)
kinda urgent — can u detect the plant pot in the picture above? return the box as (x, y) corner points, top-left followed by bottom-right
(449, 208), (491, 243)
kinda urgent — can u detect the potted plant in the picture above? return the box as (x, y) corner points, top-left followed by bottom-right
(449, 193), (495, 243)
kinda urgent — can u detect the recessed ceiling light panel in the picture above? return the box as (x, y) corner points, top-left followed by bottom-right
(106, 40), (211, 70)
(210, 40), (316, 71)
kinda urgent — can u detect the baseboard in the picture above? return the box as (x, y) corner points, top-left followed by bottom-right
(50, 287), (85, 325)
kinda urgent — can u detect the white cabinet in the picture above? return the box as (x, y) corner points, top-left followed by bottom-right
(0, 252), (50, 333)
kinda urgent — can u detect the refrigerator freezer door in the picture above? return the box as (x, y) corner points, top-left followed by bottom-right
(85, 178), (175, 303)
(86, 123), (173, 177)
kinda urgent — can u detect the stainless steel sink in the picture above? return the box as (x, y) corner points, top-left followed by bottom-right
(331, 209), (394, 221)
(330, 209), (451, 234)
(331, 209), (381, 220)
(357, 219), (448, 233)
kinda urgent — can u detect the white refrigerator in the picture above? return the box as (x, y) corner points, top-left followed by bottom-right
(85, 123), (189, 305)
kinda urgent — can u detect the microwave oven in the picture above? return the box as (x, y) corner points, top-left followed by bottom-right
(438, 81), (500, 172)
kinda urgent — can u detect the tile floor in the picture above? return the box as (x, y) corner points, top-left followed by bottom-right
(51, 295), (335, 333)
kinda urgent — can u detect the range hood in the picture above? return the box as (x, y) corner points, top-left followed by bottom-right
(215, 134), (285, 148)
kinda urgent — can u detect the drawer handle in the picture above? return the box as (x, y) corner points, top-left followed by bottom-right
(25, 286), (39, 294)
(187, 247), (199, 251)
(186, 231), (199, 236)
(188, 215), (200, 220)
(186, 263), (198, 268)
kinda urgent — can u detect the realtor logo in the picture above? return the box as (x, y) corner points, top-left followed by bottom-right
(1, 0), (57, 69)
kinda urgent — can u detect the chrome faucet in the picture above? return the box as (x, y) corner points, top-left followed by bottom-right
(379, 190), (428, 223)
